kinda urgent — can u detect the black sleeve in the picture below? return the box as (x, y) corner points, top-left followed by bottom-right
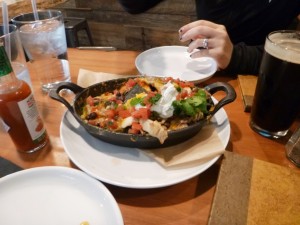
(117, 0), (164, 14)
(223, 43), (264, 75)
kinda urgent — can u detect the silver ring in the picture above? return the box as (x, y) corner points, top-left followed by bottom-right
(202, 38), (208, 49)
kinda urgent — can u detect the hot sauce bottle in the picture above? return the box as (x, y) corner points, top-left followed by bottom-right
(0, 43), (48, 153)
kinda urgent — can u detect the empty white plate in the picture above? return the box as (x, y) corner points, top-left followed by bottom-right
(0, 166), (124, 225)
(135, 46), (217, 83)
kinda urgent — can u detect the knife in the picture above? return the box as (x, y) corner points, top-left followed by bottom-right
(76, 46), (117, 51)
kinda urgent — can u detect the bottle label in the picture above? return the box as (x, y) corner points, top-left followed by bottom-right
(0, 45), (13, 77)
(18, 93), (46, 143)
(0, 117), (10, 132)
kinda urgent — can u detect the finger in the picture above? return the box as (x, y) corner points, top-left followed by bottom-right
(188, 38), (216, 53)
(180, 26), (219, 42)
(179, 20), (223, 35)
(189, 48), (210, 59)
(179, 24), (209, 41)
(190, 48), (229, 70)
(189, 49), (221, 71)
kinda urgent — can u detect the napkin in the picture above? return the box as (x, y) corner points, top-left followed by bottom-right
(77, 69), (225, 168)
(142, 124), (225, 168)
(209, 151), (300, 225)
(77, 68), (136, 87)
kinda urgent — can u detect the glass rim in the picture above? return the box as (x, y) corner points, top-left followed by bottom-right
(11, 9), (63, 24)
(265, 30), (300, 52)
(267, 30), (300, 49)
(0, 24), (18, 38)
(265, 29), (300, 64)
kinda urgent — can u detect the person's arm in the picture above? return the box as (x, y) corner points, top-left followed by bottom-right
(117, 0), (164, 14)
(224, 43), (264, 75)
(179, 20), (264, 76)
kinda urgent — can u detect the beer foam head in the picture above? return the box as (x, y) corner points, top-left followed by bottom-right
(265, 31), (300, 64)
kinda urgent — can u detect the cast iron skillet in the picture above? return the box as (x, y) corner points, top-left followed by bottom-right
(49, 77), (236, 148)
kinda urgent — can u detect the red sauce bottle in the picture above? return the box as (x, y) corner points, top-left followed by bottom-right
(0, 44), (48, 153)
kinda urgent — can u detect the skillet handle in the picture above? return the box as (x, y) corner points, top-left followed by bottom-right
(49, 82), (84, 113)
(204, 82), (236, 117)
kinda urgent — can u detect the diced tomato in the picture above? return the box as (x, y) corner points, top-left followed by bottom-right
(116, 99), (123, 104)
(99, 121), (106, 128)
(118, 109), (131, 118)
(132, 108), (150, 119)
(126, 79), (136, 88)
(109, 96), (117, 101)
(128, 128), (140, 134)
(185, 81), (194, 88)
(87, 105), (96, 112)
(131, 122), (142, 131)
(180, 91), (188, 99)
(142, 98), (149, 105)
(173, 79), (194, 89)
(188, 92), (195, 97)
(147, 92), (156, 98)
(87, 120), (98, 126)
(190, 83), (195, 88)
(105, 119), (118, 130)
(179, 81), (189, 88)
(144, 103), (152, 109)
(165, 77), (174, 82)
(142, 92), (155, 105)
(116, 105), (125, 111)
(86, 96), (94, 106)
(105, 109), (116, 119)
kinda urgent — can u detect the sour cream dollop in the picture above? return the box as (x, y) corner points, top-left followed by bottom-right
(151, 81), (178, 119)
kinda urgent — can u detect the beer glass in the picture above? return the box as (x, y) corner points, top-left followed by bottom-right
(250, 30), (300, 138)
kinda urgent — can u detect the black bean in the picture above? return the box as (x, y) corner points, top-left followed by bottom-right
(116, 92), (124, 101)
(86, 112), (97, 120)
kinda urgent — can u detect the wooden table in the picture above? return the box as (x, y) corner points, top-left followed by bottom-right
(0, 48), (299, 225)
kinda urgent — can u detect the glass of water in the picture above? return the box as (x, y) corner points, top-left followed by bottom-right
(12, 10), (70, 92)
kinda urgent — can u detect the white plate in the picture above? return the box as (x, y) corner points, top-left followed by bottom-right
(135, 46), (217, 83)
(60, 103), (230, 189)
(0, 167), (123, 225)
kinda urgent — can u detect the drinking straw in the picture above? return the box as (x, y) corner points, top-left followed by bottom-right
(31, 0), (39, 20)
(1, 1), (11, 61)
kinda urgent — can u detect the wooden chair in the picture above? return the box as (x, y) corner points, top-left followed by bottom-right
(64, 17), (94, 47)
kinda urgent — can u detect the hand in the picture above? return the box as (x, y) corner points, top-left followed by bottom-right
(179, 20), (233, 70)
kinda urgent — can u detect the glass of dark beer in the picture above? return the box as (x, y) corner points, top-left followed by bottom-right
(250, 30), (300, 138)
